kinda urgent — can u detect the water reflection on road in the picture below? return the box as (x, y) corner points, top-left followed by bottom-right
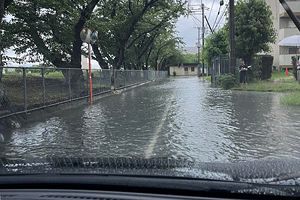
(1, 77), (300, 162)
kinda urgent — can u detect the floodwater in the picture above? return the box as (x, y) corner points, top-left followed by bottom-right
(1, 77), (300, 163)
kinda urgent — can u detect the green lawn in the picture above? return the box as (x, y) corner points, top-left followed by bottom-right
(1, 72), (111, 110)
(233, 80), (300, 92)
(232, 71), (300, 106)
(281, 92), (300, 106)
(233, 71), (299, 92)
(203, 76), (211, 82)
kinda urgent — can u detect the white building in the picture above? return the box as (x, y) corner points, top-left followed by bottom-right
(169, 64), (199, 76)
(265, 0), (300, 69)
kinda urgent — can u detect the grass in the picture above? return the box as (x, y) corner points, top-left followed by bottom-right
(233, 71), (299, 92)
(233, 80), (300, 92)
(232, 70), (300, 106)
(203, 76), (211, 82)
(281, 92), (300, 106)
(1, 72), (112, 111)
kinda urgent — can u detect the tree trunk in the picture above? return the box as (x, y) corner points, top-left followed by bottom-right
(243, 55), (253, 66)
(115, 43), (126, 69)
(0, 0), (4, 24)
(0, 54), (3, 82)
(91, 44), (109, 69)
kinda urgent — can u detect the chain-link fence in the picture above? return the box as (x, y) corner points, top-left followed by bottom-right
(211, 56), (240, 83)
(0, 67), (168, 118)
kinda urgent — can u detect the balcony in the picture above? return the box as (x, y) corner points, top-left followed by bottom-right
(279, 54), (297, 67)
(279, 0), (300, 17)
(279, 27), (300, 40)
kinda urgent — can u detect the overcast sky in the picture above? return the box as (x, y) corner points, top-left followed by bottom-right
(176, 0), (228, 48)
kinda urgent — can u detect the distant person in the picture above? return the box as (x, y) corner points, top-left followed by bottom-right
(239, 60), (248, 84)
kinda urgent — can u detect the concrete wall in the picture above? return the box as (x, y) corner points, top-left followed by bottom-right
(265, 0), (300, 69)
(265, 0), (280, 68)
(169, 66), (198, 76)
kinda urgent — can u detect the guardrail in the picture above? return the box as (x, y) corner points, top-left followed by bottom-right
(0, 67), (168, 118)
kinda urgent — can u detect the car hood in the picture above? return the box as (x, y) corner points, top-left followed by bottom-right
(0, 157), (300, 185)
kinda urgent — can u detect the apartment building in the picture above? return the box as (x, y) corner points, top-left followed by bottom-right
(265, 0), (300, 69)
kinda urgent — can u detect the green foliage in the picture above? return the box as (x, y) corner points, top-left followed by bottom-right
(217, 74), (237, 90)
(2, 0), (185, 70)
(182, 53), (197, 63)
(203, 27), (228, 66)
(235, 0), (276, 65)
(248, 56), (273, 81)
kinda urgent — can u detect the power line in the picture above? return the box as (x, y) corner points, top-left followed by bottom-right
(213, 4), (228, 31)
(211, 5), (222, 32)
(208, 0), (216, 21)
(190, 14), (201, 26)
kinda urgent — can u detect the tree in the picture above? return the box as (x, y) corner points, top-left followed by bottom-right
(203, 27), (228, 66)
(1, 0), (13, 83)
(182, 53), (197, 64)
(90, 0), (185, 69)
(235, 0), (276, 65)
(2, 0), (184, 72)
(0, 0), (13, 25)
(2, 0), (101, 91)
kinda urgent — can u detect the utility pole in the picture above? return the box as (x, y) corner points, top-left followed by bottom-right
(197, 27), (201, 67)
(201, 2), (205, 76)
(229, 0), (236, 75)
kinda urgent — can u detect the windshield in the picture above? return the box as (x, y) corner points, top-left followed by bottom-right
(1, 0), (300, 196)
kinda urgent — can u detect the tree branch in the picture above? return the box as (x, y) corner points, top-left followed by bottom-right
(128, 0), (134, 15)
(127, 19), (168, 49)
(70, 0), (100, 68)
(91, 43), (109, 69)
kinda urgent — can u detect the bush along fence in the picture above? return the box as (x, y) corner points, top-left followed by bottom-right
(0, 67), (168, 118)
(211, 55), (236, 85)
(211, 55), (274, 89)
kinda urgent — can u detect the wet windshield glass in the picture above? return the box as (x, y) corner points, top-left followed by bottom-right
(1, 0), (300, 192)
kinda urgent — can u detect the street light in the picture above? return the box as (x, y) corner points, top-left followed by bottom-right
(80, 28), (98, 105)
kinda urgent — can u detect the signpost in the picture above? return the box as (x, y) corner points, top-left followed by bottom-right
(80, 28), (98, 105)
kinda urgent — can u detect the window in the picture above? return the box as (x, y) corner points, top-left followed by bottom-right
(289, 47), (299, 54)
(184, 67), (188, 71)
(191, 67), (195, 72)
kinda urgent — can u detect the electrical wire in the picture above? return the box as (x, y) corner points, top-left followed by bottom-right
(211, 5), (221, 31)
(208, 0), (216, 21)
(190, 14), (201, 26)
(213, 3), (228, 32)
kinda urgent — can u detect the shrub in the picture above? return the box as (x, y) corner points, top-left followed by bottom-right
(261, 56), (273, 80)
(248, 56), (273, 81)
(173, 71), (176, 76)
(217, 74), (237, 89)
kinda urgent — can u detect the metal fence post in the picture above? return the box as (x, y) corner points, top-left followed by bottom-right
(114, 69), (116, 89)
(86, 69), (89, 96)
(99, 70), (102, 93)
(23, 67), (27, 111)
(42, 68), (46, 106)
(68, 68), (72, 100)
(124, 71), (126, 87)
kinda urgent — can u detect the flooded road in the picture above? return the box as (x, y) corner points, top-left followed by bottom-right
(1, 77), (300, 162)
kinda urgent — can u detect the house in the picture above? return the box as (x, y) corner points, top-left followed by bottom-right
(265, 0), (300, 69)
(169, 63), (201, 76)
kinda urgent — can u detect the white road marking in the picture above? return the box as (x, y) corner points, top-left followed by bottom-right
(145, 103), (171, 159)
